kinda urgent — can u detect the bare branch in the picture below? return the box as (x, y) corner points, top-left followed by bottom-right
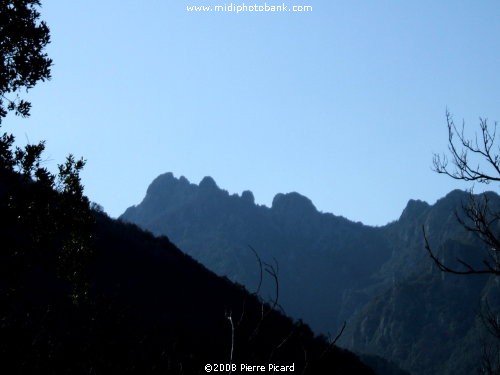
(428, 111), (500, 276)
(330, 321), (347, 346)
(423, 226), (499, 275)
(263, 257), (280, 310)
(432, 111), (500, 183)
(429, 111), (500, 372)
(301, 344), (309, 375)
(225, 310), (234, 375)
(248, 245), (263, 295)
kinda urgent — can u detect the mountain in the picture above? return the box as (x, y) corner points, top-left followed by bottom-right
(0, 167), (375, 373)
(120, 172), (500, 375)
(121, 172), (393, 333)
(345, 191), (499, 375)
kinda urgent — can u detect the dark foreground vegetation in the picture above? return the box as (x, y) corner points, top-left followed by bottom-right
(0, 154), (375, 373)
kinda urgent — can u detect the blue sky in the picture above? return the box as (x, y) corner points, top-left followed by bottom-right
(5, 0), (500, 226)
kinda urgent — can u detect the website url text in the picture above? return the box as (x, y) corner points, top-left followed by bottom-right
(186, 3), (313, 13)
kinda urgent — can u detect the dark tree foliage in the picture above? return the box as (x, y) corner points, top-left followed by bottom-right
(0, 136), (94, 303)
(0, 0), (52, 123)
(0, 0), (91, 302)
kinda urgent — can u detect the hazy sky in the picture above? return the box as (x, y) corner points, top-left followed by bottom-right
(6, 0), (500, 226)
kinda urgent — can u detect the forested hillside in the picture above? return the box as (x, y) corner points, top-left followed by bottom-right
(0, 161), (375, 373)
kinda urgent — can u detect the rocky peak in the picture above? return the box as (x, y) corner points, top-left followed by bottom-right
(146, 172), (176, 195)
(271, 192), (317, 216)
(399, 199), (430, 221)
(145, 172), (193, 197)
(199, 176), (219, 191)
(241, 190), (255, 204)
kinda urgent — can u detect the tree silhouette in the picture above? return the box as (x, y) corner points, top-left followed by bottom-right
(0, 0), (52, 123)
(0, 0), (93, 304)
(424, 110), (500, 275)
(424, 110), (500, 374)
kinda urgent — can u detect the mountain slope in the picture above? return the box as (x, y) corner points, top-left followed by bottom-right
(121, 172), (500, 375)
(121, 172), (393, 334)
(345, 191), (499, 374)
(0, 167), (374, 374)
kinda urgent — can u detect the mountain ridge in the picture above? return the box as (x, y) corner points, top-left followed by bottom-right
(120, 172), (500, 375)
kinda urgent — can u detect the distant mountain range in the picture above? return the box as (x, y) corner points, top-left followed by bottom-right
(121, 172), (500, 375)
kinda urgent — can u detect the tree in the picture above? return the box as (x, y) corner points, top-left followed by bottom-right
(424, 110), (500, 275)
(0, 0), (93, 304)
(0, 0), (52, 123)
(424, 110), (500, 374)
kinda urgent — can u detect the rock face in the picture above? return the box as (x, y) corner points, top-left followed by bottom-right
(271, 192), (317, 214)
(398, 199), (429, 222)
(241, 190), (255, 204)
(120, 173), (500, 375)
